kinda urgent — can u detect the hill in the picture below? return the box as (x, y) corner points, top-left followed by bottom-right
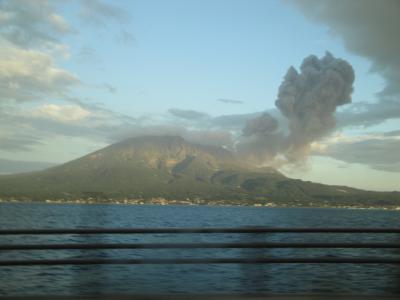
(0, 135), (399, 208)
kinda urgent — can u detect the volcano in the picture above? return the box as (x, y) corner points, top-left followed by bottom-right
(0, 136), (398, 208)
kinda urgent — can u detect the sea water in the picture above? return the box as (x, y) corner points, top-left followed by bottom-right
(0, 203), (399, 296)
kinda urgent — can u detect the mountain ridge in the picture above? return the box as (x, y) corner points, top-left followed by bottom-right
(0, 135), (399, 208)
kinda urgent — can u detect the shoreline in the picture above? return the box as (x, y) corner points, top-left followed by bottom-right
(1, 199), (400, 211)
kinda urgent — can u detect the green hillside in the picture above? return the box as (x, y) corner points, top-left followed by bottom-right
(0, 136), (399, 208)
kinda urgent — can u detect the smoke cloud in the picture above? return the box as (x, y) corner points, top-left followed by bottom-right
(242, 112), (278, 137)
(291, 0), (400, 127)
(240, 52), (355, 165)
(276, 52), (355, 161)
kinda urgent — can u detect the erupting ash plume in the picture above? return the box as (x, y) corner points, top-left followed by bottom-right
(240, 52), (355, 165)
(242, 112), (278, 137)
(276, 52), (355, 161)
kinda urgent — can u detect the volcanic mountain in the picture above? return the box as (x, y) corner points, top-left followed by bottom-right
(0, 136), (399, 208)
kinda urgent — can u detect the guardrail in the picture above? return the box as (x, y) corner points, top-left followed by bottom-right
(0, 227), (399, 266)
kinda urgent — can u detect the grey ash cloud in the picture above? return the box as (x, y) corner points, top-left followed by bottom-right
(275, 52), (354, 161)
(188, 1), (400, 170)
(285, 0), (400, 173)
(291, 0), (400, 127)
(217, 98), (243, 104)
(239, 52), (355, 164)
(242, 113), (278, 137)
(239, 112), (283, 164)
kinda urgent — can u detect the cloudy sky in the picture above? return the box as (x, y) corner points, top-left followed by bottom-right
(0, 0), (399, 191)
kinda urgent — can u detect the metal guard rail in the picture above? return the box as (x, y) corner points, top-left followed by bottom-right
(0, 227), (400, 266)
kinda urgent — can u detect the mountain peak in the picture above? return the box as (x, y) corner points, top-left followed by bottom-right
(0, 134), (398, 208)
(118, 135), (185, 146)
(99, 135), (238, 170)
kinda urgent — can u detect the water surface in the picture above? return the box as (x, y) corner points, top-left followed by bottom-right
(0, 203), (399, 296)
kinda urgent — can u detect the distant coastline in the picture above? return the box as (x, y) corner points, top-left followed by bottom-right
(1, 198), (400, 211)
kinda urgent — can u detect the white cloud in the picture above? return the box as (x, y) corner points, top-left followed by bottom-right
(0, 44), (79, 103)
(30, 104), (92, 123)
(0, 0), (72, 49)
(0, 0), (137, 156)
(49, 13), (70, 33)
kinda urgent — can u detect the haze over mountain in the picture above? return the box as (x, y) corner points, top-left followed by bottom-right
(0, 136), (399, 208)
(0, 159), (56, 175)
